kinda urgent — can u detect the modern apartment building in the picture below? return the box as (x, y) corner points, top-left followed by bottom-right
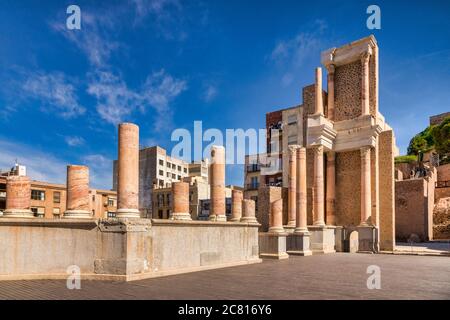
(113, 146), (190, 217)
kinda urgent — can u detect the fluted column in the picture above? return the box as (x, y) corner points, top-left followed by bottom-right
(313, 145), (325, 226)
(171, 181), (191, 220)
(326, 64), (335, 120)
(117, 123), (140, 218)
(315, 67), (324, 115)
(64, 165), (91, 219)
(326, 152), (336, 225)
(295, 147), (308, 233)
(269, 199), (284, 233)
(360, 147), (372, 225)
(287, 146), (297, 227)
(210, 145), (226, 222)
(3, 175), (33, 218)
(230, 189), (243, 222)
(240, 199), (257, 223)
(361, 50), (371, 116)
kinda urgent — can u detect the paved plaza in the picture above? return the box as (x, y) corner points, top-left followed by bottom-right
(0, 253), (449, 300)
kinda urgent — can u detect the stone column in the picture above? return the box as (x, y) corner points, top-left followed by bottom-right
(315, 67), (323, 115)
(240, 199), (257, 223)
(64, 165), (91, 219)
(287, 146), (297, 227)
(209, 146), (226, 221)
(360, 146), (372, 225)
(361, 50), (371, 116)
(326, 152), (336, 225)
(269, 199), (284, 233)
(3, 175), (33, 218)
(117, 123), (140, 218)
(171, 181), (191, 220)
(313, 145), (325, 226)
(326, 64), (335, 120)
(295, 147), (308, 233)
(230, 189), (243, 222)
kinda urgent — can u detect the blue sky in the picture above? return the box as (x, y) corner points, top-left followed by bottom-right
(0, 0), (449, 189)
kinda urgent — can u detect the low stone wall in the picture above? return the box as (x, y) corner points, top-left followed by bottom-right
(0, 218), (261, 281)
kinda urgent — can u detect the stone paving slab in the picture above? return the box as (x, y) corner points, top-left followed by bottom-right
(0, 253), (449, 300)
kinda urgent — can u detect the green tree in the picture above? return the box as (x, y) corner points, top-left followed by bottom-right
(407, 125), (435, 155)
(431, 116), (450, 155)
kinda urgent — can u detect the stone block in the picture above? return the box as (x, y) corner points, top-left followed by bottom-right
(308, 226), (336, 254)
(259, 232), (289, 260)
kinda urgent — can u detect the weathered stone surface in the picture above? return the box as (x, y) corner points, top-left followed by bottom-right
(117, 123), (140, 218)
(269, 199), (284, 233)
(326, 152), (336, 225)
(3, 176), (33, 218)
(171, 182), (191, 221)
(230, 190), (243, 222)
(210, 146), (226, 222)
(64, 165), (91, 219)
(295, 147), (308, 233)
(433, 197), (450, 239)
(259, 232), (289, 260)
(360, 146), (371, 225)
(313, 146), (325, 226)
(241, 199), (257, 224)
(287, 146), (297, 227)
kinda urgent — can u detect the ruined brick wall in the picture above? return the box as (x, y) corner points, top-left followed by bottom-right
(257, 186), (287, 231)
(433, 197), (450, 239)
(335, 150), (361, 226)
(435, 187), (450, 202)
(334, 57), (377, 122)
(395, 179), (430, 241)
(379, 130), (395, 250)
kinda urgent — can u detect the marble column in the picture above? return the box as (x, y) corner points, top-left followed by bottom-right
(171, 181), (191, 220)
(116, 123), (140, 218)
(360, 146), (372, 226)
(230, 189), (243, 222)
(287, 146), (297, 227)
(295, 147), (308, 233)
(209, 145), (226, 221)
(240, 199), (257, 223)
(313, 145), (325, 226)
(64, 165), (91, 219)
(269, 199), (284, 233)
(3, 175), (33, 218)
(315, 67), (324, 115)
(361, 50), (371, 116)
(326, 64), (335, 120)
(326, 152), (336, 225)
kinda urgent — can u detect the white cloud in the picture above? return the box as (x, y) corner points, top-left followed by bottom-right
(65, 136), (85, 147)
(22, 71), (85, 118)
(51, 12), (119, 67)
(0, 138), (67, 184)
(202, 84), (218, 102)
(87, 69), (186, 128)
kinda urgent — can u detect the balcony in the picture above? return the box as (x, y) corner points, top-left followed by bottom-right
(246, 183), (260, 190)
(246, 164), (260, 173)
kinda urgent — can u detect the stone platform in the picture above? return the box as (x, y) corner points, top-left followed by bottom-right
(0, 218), (261, 281)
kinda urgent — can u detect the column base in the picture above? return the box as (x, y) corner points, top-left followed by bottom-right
(308, 225), (336, 254)
(63, 210), (92, 219)
(356, 225), (379, 253)
(170, 212), (192, 221)
(229, 217), (242, 222)
(240, 216), (258, 224)
(268, 226), (285, 233)
(2, 209), (34, 218)
(283, 225), (295, 234)
(209, 214), (227, 222)
(259, 232), (289, 260)
(116, 208), (141, 219)
(287, 232), (312, 256)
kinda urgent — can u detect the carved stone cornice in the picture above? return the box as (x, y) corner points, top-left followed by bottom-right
(321, 35), (377, 68)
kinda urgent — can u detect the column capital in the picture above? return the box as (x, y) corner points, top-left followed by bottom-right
(360, 146), (371, 157)
(326, 64), (335, 74)
(360, 48), (372, 65)
(313, 145), (324, 155)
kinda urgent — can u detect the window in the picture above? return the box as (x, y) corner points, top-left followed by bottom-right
(53, 191), (61, 204)
(167, 172), (170, 178)
(177, 165), (181, 171)
(166, 162), (171, 168)
(31, 190), (45, 201)
(53, 208), (60, 218)
(157, 194), (164, 207)
(159, 159), (164, 166)
(107, 212), (116, 218)
(159, 170), (164, 176)
(158, 210), (163, 219)
(107, 198), (115, 207)
(287, 114), (297, 125)
(172, 173), (176, 179)
(177, 175), (181, 180)
(287, 135), (297, 145)
(31, 207), (45, 217)
(184, 168), (187, 173)
(172, 163), (176, 169)
(166, 194), (171, 206)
